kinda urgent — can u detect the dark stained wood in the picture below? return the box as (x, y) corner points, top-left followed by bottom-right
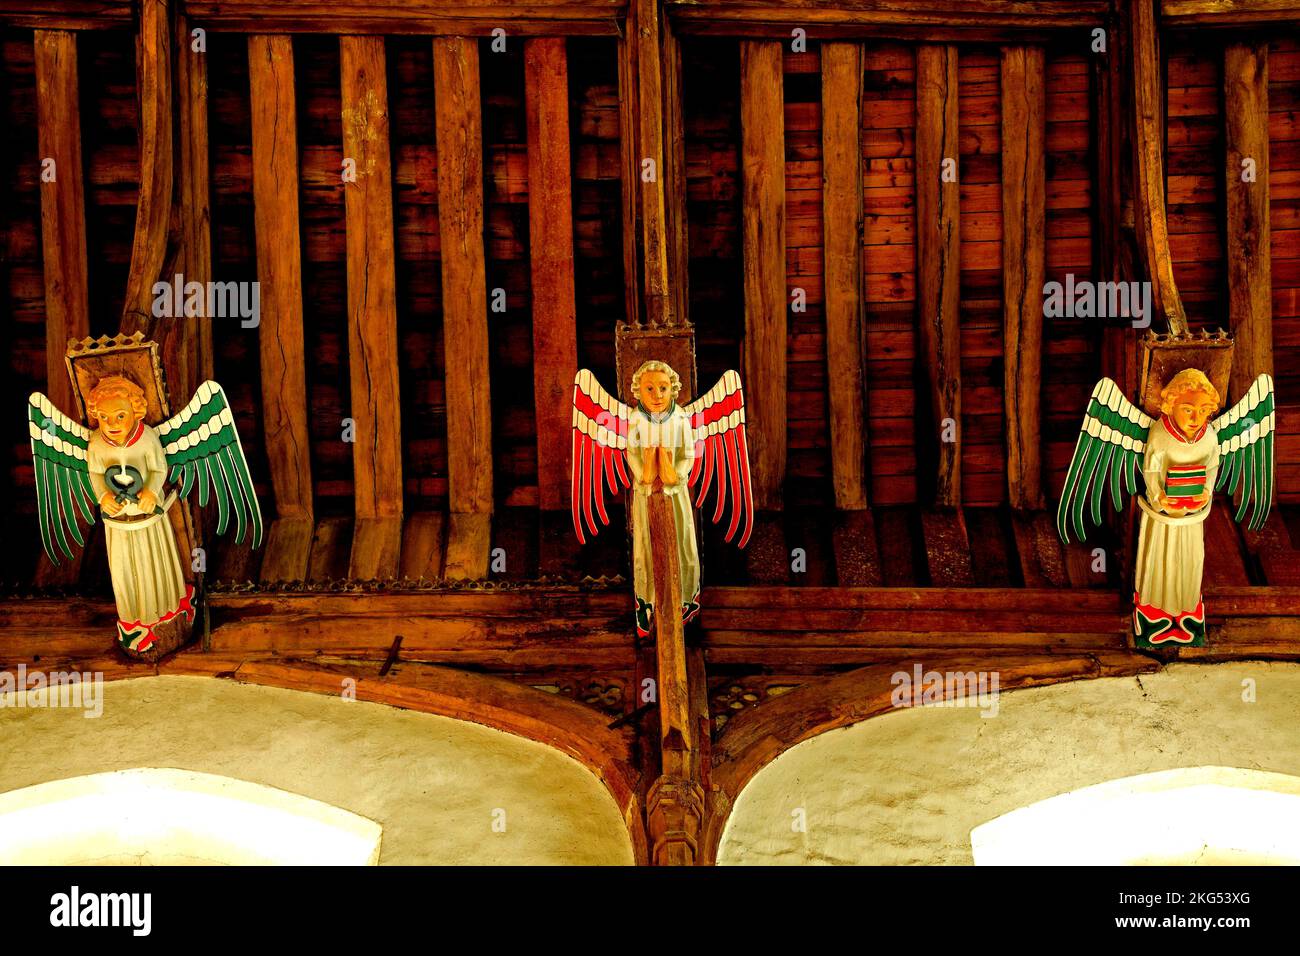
(920, 508), (975, 586)
(1011, 510), (1069, 587)
(1224, 41), (1272, 404)
(1000, 45), (1045, 511)
(340, 36), (404, 579)
(831, 509), (884, 586)
(120, 0), (173, 333)
(524, 38), (579, 512)
(1203, 506), (1252, 587)
(965, 508), (1017, 586)
(875, 507), (920, 586)
(662, 19), (691, 327)
(821, 42), (868, 511)
(1162, 0), (1300, 25)
(667, 0), (1110, 29)
(650, 489), (690, 770)
(32, 30), (90, 588)
(433, 37), (494, 516)
(739, 40), (786, 510)
(0, 2), (133, 28)
(1131, 0), (1187, 333)
(914, 44), (961, 507)
(617, 4), (642, 326)
(180, 0), (623, 33)
(444, 511), (492, 580)
(33, 30), (89, 415)
(400, 511), (447, 580)
(249, 34), (315, 582)
(176, 11), (214, 389)
(636, 0), (672, 325)
(307, 516), (353, 582)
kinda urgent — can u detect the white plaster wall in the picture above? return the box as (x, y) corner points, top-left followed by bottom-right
(718, 662), (1300, 865)
(0, 676), (634, 865)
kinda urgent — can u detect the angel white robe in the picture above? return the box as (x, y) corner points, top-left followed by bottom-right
(87, 423), (189, 630)
(1134, 415), (1219, 637)
(626, 403), (701, 614)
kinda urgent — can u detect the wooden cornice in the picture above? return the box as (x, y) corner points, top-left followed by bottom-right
(1162, 0), (1300, 25)
(178, 0), (624, 34)
(0, 2), (132, 29)
(667, 0), (1111, 38)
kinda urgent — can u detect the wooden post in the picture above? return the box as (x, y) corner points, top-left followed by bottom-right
(645, 487), (703, 865)
(33, 29), (90, 586)
(1000, 45), (1046, 511)
(1224, 41), (1272, 403)
(250, 34), (315, 582)
(340, 35), (403, 579)
(1130, 0), (1186, 334)
(915, 44), (961, 508)
(740, 40), (786, 511)
(176, 10), (213, 390)
(635, 0), (671, 325)
(821, 42), (869, 512)
(617, 0), (643, 327)
(121, 0), (173, 333)
(525, 38), (578, 513)
(434, 37), (493, 579)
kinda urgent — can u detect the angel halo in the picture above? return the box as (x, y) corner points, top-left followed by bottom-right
(1057, 368), (1274, 648)
(571, 361), (753, 639)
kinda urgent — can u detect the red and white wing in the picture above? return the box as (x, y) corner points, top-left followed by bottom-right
(685, 369), (754, 548)
(571, 369), (633, 544)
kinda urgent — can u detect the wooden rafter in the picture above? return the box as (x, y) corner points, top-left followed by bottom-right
(180, 0), (623, 34)
(821, 42), (869, 512)
(249, 34), (315, 582)
(1224, 40), (1272, 403)
(434, 37), (494, 580)
(1000, 44), (1046, 512)
(1130, 0), (1187, 333)
(340, 35), (404, 580)
(524, 38), (579, 512)
(914, 43), (961, 507)
(739, 39), (786, 511)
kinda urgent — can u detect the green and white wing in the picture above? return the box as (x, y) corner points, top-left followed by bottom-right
(1057, 378), (1153, 544)
(158, 380), (264, 547)
(27, 392), (97, 564)
(1213, 373), (1275, 531)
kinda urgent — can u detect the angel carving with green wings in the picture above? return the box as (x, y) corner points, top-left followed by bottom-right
(28, 372), (262, 658)
(1058, 368), (1274, 648)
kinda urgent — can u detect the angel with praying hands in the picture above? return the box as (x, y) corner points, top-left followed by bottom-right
(28, 373), (263, 660)
(1057, 368), (1274, 648)
(571, 361), (753, 639)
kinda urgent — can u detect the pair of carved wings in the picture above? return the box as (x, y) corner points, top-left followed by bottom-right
(1057, 374), (1275, 542)
(570, 369), (754, 548)
(27, 381), (264, 564)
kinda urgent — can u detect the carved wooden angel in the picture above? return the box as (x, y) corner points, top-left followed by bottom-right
(571, 361), (753, 638)
(28, 377), (263, 658)
(1058, 369), (1274, 647)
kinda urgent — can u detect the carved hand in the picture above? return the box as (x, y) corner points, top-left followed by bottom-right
(99, 492), (123, 517)
(657, 446), (677, 486)
(641, 451), (659, 485)
(137, 488), (158, 513)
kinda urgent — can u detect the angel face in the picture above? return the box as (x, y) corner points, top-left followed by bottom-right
(637, 370), (674, 414)
(94, 395), (140, 444)
(1167, 387), (1219, 440)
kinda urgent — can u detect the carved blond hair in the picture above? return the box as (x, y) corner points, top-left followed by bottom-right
(87, 375), (148, 425)
(630, 360), (682, 402)
(1160, 368), (1221, 415)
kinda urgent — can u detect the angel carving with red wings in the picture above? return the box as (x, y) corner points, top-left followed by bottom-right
(571, 361), (753, 638)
